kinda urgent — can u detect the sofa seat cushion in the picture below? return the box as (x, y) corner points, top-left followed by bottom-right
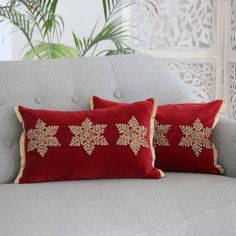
(0, 173), (236, 236)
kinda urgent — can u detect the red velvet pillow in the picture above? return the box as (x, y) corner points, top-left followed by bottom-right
(14, 99), (164, 184)
(91, 96), (225, 174)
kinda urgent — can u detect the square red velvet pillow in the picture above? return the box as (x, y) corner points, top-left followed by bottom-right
(14, 99), (164, 184)
(91, 96), (225, 174)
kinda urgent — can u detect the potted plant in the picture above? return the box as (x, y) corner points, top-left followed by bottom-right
(0, 0), (158, 59)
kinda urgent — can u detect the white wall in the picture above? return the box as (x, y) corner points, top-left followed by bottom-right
(0, 24), (13, 60)
(0, 1), (106, 60)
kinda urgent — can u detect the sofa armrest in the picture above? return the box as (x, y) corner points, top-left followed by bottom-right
(213, 116), (236, 178)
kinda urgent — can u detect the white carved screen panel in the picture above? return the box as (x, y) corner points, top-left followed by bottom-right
(228, 63), (236, 119)
(132, 0), (215, 50)
(167, 59), (216, 101)
(224, 0), (236, 119)
(129, 0), (233, 116)
(231, 0), (236, 51)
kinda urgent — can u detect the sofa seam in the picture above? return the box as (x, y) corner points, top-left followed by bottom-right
(105, 57), (122, 102)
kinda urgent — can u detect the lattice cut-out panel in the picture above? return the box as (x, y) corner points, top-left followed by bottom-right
(228, 62), (236, 119)
(130, 0), (215, 49)
(231, 0), (236, 50)
(167, 59), (216, 101)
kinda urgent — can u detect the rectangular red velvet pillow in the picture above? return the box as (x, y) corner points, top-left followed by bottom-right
(91, 96), (225, 174)
(14, 99), (164, 183)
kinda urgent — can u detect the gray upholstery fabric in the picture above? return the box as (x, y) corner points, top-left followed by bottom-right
(0, 54), (236, 235)
(106, 55), (199, 104)
(0, 173), (236, 236)
(213, 116), (236, 178)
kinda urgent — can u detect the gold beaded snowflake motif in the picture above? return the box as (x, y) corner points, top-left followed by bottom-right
(27, 119), (61, 157)
(153, 120), (171, 148)
(116, 116), (149, 156)
(179, 118), (212, 157)
(69, 118), (108, 155)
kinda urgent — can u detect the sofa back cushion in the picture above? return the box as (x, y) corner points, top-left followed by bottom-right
(0, 54), (197, 183)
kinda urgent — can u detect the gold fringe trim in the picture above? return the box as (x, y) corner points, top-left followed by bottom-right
(149, 99), (165, 177)
(213, 144), (224, 174)
(212, 100), (226, 129)
(158, 169), (165, 178)
(89, 96), (94, 110)
(14, 106), (26, 183)
(150, 99), (158, 167)
(212, 100), (226, 174)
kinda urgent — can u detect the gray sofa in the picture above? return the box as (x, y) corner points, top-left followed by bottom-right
(0, 54), (236, 236)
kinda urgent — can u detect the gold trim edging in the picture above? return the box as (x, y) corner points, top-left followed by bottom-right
(150, 99), (165, 177)
(14, 106), (26, 184)
(212, 100), (226, 174)
(89, 96), (94, 110)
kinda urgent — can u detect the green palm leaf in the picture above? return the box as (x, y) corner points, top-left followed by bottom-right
(0, 6), (34, 42)
(72, 0), (159, 56)
(97, 47), (135, 56)
(0, 0), (159, 59)
(9, 0), (63, 40)
(73, 17), (137, 57)
(24, 43), (79, 60)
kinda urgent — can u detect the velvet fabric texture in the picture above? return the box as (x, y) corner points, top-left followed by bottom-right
(14, 100), (164, 184)
(91, 96), (225, 174)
